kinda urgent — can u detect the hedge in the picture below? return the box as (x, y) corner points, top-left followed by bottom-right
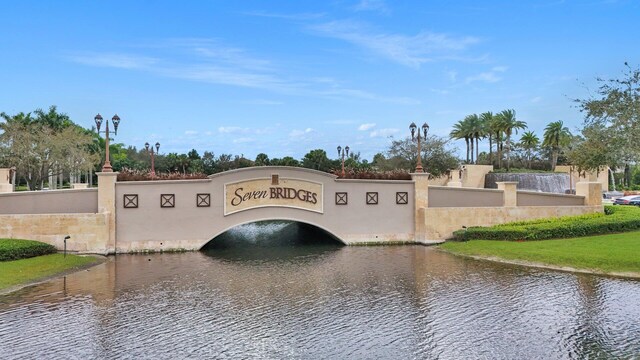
(0, 239), (57, 261)
(452, 205), (640, 241)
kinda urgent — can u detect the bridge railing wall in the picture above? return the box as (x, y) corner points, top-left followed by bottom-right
(415, 181), (602, 240)
(0, 188), (98, 214)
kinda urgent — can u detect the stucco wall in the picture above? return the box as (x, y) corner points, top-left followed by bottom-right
(461, 165), (494, 188)
(0, 213), (109, 253)
(517, 191), (585, 206)
(428, 186), (504, 207)
(115, 167), (415, 251)
(423, 205), (603, 240)
(0, 189), (98, 214)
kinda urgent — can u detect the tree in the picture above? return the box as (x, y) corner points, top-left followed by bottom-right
(467, 114), (484, 164)
(202, 151), (216, 174)
(480, 112), (495, 164)
(254, 153), (270, 166)
(519, 131), (540, 169)
(301, 149), (332, 171)
(574, 62), (640, 177)
(496, 109), (527, 171)
(0, 107), (97, 190)
(376, 135), (459, 177)
(450, 118), (472, 163)
(542, 120), (571, 171)
(272, 156), (299, 167)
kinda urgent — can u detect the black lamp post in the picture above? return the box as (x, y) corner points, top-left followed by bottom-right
(94, 114), (121, 172)
(410, 122), (429, 173)
(337, 145), (350, 177)
(145, 142), (160, 177)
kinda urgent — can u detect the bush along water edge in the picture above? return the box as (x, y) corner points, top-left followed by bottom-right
(452, 205), (640, 241)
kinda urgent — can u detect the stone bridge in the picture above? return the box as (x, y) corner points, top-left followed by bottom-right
(0, 166), (603, 254)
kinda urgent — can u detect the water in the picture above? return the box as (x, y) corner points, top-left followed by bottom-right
(485, 173), (570, 193)
(609, 168), (616, 192)
(1, 229), (639, 359)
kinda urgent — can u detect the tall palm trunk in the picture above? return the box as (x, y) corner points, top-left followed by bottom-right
(488, 134), (493, 165)
(505, 131), (512, 171)
(465, 137), (470, 163)
(469, 137), (474, 164)
(551, 150), (558, 171)
(475, 137), (479, 165)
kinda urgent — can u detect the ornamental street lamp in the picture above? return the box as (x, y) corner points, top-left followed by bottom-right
(410, 122), (429, 173)
(337, 145), (350, 177)
(94, 114), (121, 172)
(145, 142), (160, 177)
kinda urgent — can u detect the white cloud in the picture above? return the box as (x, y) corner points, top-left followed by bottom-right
(67, 53), (158, 69)
(447, 70), (458, 82)
(531, 96), (542, 103)
(465, 65), (508, 83)
(370, 128), (399, 137)
(218, 126), (247, 134)
(311, 20), (480, 68)
(358, 123), (376, 131)
(353, 0), (389, 14)
(184, 130), (198, 135)
(289, 128), (315, 137)
(233, 137), (254, 144)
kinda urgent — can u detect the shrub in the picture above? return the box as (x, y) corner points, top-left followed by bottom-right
(332, 169), (412, 180)
(117, 168), (208, 181)
(452, 205), (640, 241)
(0, 239), (57, 261)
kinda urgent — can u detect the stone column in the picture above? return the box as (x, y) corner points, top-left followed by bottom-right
(97, 172), (118, 254)
(497, 181), (518, 207)
(412, 173), (430, 240)
(576, 182), (602, 206)
(447, 168), (462, 187)
(0, 168), (13, 193)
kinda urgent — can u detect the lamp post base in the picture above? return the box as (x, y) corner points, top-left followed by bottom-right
(101, 163), (113, 172)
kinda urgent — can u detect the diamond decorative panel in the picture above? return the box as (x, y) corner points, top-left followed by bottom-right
(161, 194), (175, 208)
(366, 192), (378, 205)
(197, 193), (211, 207)
(123, 194), (138, 208)
(396, 192), (408, 205)
(335, 192), (348, 205)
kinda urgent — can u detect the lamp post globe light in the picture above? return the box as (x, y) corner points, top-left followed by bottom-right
(94, 114), (121, 172)
(410, 122), (429, 173)
(337, 145), (350, 177)
(145, 142), (160, 177)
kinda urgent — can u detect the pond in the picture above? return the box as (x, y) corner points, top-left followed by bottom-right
(1, 223), (639, 359)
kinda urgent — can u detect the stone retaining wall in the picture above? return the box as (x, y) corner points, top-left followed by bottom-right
(0, 213), (110, 254)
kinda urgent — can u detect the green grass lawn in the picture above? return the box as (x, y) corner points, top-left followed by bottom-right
(440, 231), (640, 275)
(0, 253), (101, 291)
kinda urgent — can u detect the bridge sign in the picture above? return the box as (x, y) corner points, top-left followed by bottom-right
(224, 177), (323, 215)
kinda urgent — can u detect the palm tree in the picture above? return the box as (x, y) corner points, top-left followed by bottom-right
(480, 112), (494, 164)
(450, 119), (472, 163)
(466, 114), (484, 164)
(542, 120), (571, 171)
(496, 109), (527, 171)
(519, 131), (539, 169)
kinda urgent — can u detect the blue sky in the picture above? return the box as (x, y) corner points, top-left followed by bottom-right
(1, 0), (638, 161)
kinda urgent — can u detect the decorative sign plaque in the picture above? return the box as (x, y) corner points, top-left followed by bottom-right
(224, 177), (323, 215)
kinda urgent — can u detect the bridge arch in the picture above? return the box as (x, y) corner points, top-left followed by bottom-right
(199, 217), (348, 249)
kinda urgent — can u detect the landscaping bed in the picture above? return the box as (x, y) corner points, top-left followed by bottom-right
(0, 238), (57, 261)
(452, 205), (640, 241)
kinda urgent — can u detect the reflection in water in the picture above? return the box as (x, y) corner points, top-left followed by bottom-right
(1, 226), (639, 359)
